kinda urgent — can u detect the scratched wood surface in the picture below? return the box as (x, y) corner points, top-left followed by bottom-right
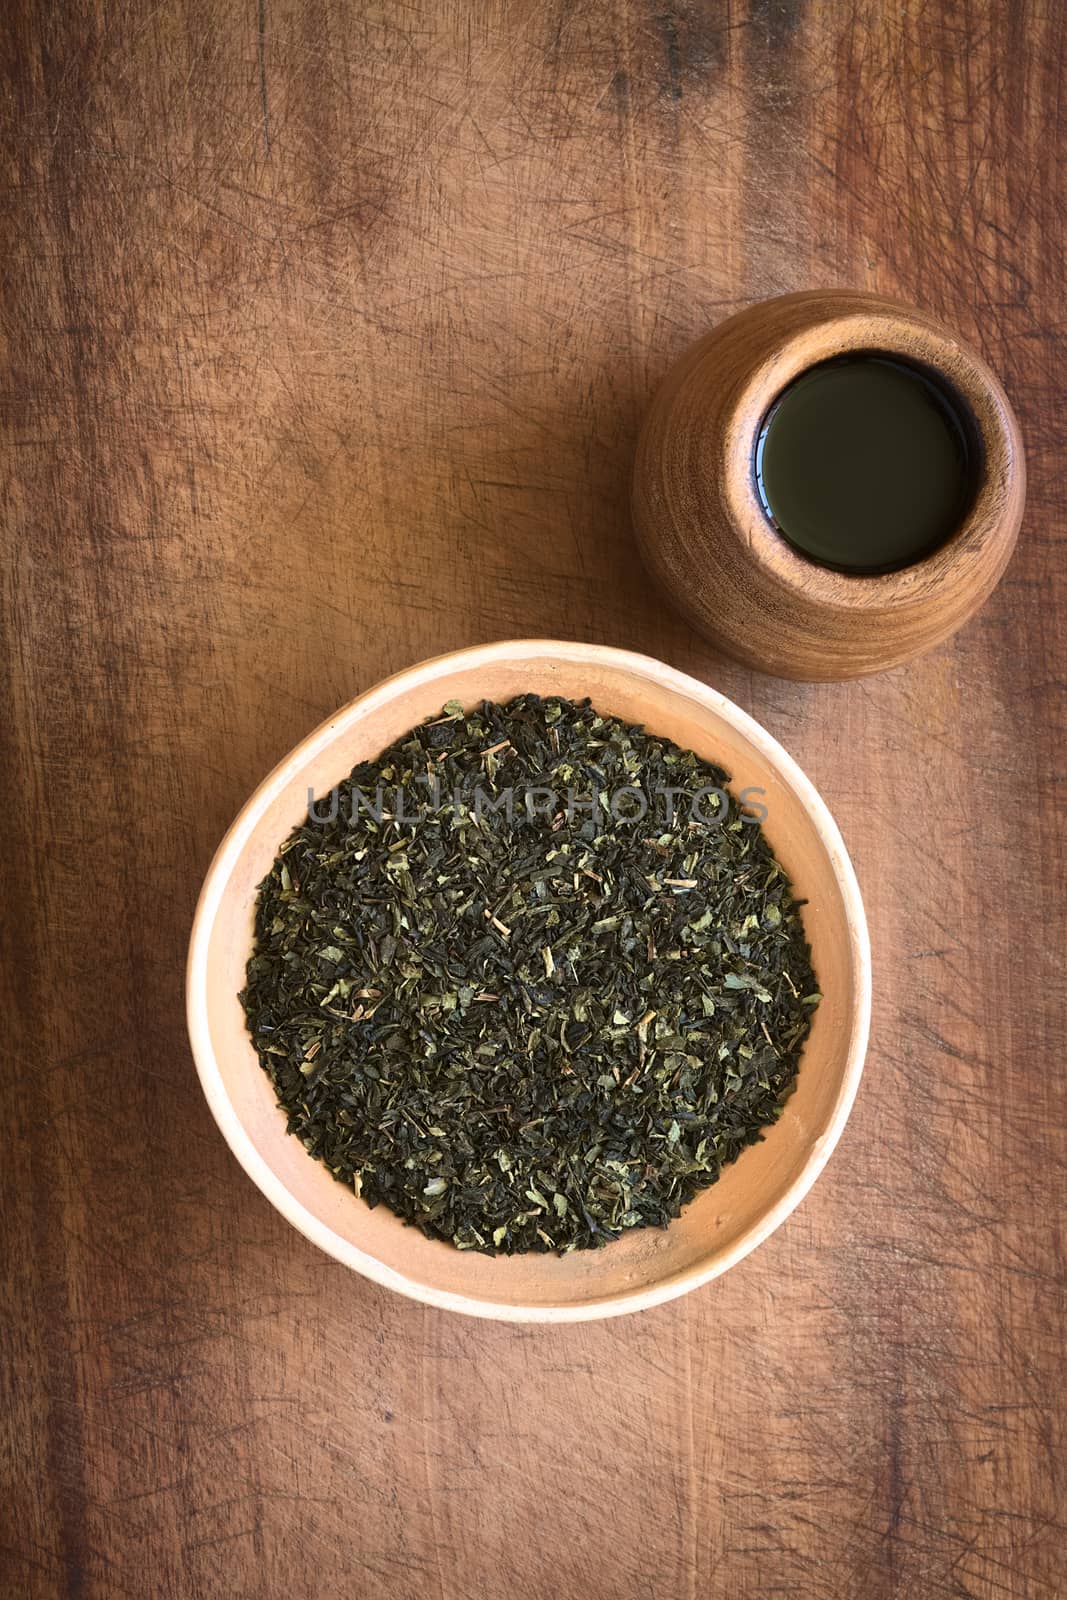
(1, 2), (1064, 1596)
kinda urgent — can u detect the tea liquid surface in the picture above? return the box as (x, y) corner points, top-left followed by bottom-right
(754, 354), (978, 573)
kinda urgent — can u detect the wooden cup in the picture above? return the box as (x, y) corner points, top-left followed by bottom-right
(632, 290), (1026, 681)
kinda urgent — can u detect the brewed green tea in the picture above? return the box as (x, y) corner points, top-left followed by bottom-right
(754, 353), (978, 573)
(241, 696), (820, 1254)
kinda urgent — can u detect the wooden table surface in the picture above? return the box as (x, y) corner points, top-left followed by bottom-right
(2, 3), (1064, 1596)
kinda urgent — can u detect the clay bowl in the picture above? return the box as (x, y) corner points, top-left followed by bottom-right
(187, 641), (871, 1321)
(633, 289), (1025, 680)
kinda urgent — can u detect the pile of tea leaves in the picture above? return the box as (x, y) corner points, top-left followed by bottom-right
(241, 695), (820, 1254)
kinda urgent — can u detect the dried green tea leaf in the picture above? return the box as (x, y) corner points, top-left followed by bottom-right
(240, 695), (819, 1255)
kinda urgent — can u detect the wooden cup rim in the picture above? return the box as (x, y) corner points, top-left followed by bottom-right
(704, 303), (1023, 612)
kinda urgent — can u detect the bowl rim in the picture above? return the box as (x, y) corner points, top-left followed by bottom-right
(186, 639), (872, 1321)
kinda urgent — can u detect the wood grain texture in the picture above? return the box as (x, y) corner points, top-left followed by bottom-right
(0, 2), (1063, 1596)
